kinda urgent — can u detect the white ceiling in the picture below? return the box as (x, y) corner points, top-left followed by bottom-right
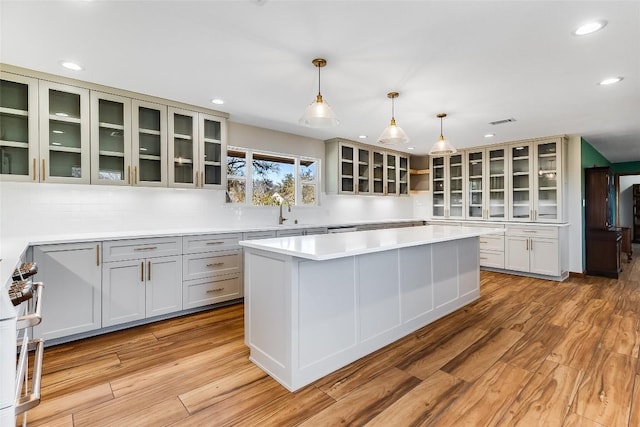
(1, 0), (639, 162)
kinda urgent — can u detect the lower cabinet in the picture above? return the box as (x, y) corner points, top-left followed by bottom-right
(505, 225), (560, 277)
(32, 242), (102, 340)
(102, 238), (182, 327)
(182, 233), (243, 309)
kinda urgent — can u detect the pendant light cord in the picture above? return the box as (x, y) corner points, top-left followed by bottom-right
(317, 63), (321, 96)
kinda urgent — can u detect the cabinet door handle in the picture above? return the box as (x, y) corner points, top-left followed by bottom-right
(201, 171), (205, 187)
(148, 261), (151, 281)
(96, 245), (100, 266)
(134, 166), (138, 185)
(41, 159), (45, 181)
(206, 262), (225, 268)
(127, 165), (131, 184)
(33, 158), (37, 181)
(530, 239), (533, 251)
(526, 239), (529, 251)
(134, 246), (158, 251)
(140, 262), (144, 282)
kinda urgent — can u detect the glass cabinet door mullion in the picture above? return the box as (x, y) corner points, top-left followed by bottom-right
(535, 140), (559, 221)
(0, 73), (38, 181)
(168, 107), (198, 188)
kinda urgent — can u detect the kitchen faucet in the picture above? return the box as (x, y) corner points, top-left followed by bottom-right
(278, 199), (291, 225)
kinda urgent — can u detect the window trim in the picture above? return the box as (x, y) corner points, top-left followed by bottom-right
(226, 146), (320, 207)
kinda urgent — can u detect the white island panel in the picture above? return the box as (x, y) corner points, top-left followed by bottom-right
(243, 225), (490, 391)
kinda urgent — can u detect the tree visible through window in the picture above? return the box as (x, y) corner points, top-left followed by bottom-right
(226, 148), (319, 206)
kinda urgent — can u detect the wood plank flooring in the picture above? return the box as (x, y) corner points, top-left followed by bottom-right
(21, 250), (640, 426)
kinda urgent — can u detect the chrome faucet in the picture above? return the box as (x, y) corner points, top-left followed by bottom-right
(278, 199), (291, 225)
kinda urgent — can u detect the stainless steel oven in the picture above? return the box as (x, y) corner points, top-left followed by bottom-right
(1, 263), (45, 426)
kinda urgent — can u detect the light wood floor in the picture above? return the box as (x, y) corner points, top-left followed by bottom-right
(22, 252), (640, 427)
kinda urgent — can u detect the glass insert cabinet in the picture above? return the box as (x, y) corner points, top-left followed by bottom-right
(168, 108), (225, 189)
(325, 138), (409, 196)
(0, 73), (38, 181)
(432, 137), (565, 223)
(1, 67), (227, 188)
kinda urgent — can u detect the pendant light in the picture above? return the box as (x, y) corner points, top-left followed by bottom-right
(377, 92), (409, 145)
(429, 113), (457, 155)
(299, 58), (339, 127)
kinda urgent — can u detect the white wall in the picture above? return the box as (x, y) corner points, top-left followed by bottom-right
(619, 175), (640, 228)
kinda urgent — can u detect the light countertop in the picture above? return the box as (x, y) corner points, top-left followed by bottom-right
(240, 225), (504, 261)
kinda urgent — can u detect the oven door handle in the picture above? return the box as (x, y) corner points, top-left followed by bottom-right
(16, 282), (44, 330)
(15, 338), (45, 415)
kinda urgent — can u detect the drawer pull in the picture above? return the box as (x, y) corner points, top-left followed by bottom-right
(206, 288), (224, 293)
(522, 230), (538, 234)
(206, 262), (225, 268)
(480, 257), (488, 260)
(479, 240), (488, 244)
(206, 241), (225, 245)
(134, 246), (158, 251)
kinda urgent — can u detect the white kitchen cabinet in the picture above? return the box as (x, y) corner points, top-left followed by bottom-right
(38, 81), (91, 183)
(431, 153), (465, 219)
(32, 242), (102, 340)
(0, 72), (39, 181)
(325, 138), (408, 196)
(182, 233), (242, 309)
(102, 237), (182, 327)
(168, 108), (226, 189)
(505, 225), (560, 276)
(509, 137), (566, 222)
(132, 100), (168, 186)
(90, 91), (132, 185)
(466, 145), (508, 221)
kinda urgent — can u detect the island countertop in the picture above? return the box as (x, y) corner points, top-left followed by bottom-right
(239, 224), (503, 261)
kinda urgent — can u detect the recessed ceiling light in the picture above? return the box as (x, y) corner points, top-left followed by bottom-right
(407, 147), (415, 150)
(599, 77), (623, 85)
(573, 20), (607, 36)
(211, 98), (224, 105)
(484, 133), (495, 138)
(358, 135), (367, 139)
(60, 61), (83, 71)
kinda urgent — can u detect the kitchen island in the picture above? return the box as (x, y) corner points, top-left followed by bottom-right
(240, 224), (501, 391)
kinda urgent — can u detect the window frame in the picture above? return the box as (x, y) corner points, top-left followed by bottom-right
(226, 146), (320, 207)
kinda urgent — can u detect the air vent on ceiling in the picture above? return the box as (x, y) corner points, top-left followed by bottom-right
(489, 117), (517, 126)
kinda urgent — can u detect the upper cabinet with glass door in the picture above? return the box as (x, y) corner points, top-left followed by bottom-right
(39, 81), (90, 184)
(466, 146), (507, 220)
(431, 154), (465, 219)
(90, 91), (132, 185)
(371, 150), (385, 195)
(0, 72), (38, 181)
(199, 113), (226, 188)
(509, 137), (566, 222)
(132, 100), (167, 187)
(168, 107), (198, 188)
(398, 155), (409, 196)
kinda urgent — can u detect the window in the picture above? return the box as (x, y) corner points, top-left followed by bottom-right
(226, 147), (320, 206)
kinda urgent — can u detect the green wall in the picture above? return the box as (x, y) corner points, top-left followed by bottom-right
(612, 161), (640, 174)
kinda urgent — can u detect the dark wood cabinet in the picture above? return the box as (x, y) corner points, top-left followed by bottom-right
(584, 167), (621, 278)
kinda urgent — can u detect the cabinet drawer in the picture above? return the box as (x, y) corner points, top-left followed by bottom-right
(183, 275), (241, 309)
(276, 229), (304, 237)
(182, 233), (241, 254)
(103, 237), (181, 262)
(243, 231), (277, 240)
(183, 250), (241, 281)
(506, 225), (558, 239)
(479, 234), (504, 251)
(480, 250), (505, 269)
(304, 227), (328, 235)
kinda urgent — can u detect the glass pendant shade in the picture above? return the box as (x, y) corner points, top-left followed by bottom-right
(378, 118), (410, 145)
(378, 92), (409, 145)
(429, 113), (457, 155)
(299, 94), (339, 127)
(299, 58), (339, 128)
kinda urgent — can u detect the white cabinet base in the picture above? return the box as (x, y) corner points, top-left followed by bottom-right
(244, 237), (480, 391)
